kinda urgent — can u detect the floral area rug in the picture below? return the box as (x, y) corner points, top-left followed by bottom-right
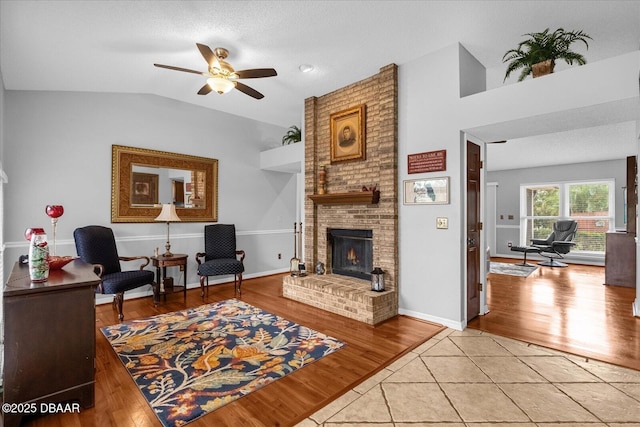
(490, 261), (538, 277)
(100, 299), (345, 427)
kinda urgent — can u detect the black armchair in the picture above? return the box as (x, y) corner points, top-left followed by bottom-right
(530, 220), (578, 267)
(74, 225), (155, 321)
(196, 224), (245, 296)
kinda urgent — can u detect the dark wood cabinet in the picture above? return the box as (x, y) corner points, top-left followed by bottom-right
(2, 260), (100, 427)
(605, 232), (636, 288)
(605, 155), (638, 288)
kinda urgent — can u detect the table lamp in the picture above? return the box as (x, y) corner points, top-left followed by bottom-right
(154, 204), (181, 257)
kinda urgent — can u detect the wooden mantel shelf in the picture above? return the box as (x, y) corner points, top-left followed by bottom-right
(309, 190), (380, 205)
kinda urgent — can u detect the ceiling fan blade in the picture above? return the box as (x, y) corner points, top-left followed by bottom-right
(236, 68), (278, 79)
(235, 82), (264, 99)
(196, 43), (217, 66)
(154, 63), (205, 75)
(197, 84), (212, 95)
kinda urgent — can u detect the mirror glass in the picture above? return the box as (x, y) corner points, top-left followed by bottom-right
(130, 165), (206, 209)
(111, 145), (218, 223)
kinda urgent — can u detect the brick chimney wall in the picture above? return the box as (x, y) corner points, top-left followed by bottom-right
(301, 64), (398, 315)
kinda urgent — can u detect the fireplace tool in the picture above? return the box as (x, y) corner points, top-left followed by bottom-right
(297, 223), (306, 276)
(290, 222), (300, 274)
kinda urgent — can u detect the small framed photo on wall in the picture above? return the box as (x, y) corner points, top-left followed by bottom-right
(330, 104), (366, 163)
(403, 177), (450, 205)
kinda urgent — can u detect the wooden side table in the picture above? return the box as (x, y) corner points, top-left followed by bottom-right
(151, 254), (188, 303)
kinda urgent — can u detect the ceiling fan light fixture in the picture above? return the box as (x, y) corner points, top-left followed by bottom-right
(157, 43), (276, 99)
(207, 77), (235, 94)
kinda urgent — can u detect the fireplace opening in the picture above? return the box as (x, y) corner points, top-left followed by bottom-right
(327, 228), (373, 280)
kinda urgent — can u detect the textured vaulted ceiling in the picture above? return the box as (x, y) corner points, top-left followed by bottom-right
(1, 1), (639, 167)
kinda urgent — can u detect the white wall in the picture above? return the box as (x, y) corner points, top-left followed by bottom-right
(459, 45), (486, 98)
(2, 91), (296, 295)
(463, 51), (640, 141)
(398, 46), (639, 329)
(0, 74), (5, 275)
(0, 68), (5, 383)
(635, 74), (640, 317)
(398, 44), (468, 329)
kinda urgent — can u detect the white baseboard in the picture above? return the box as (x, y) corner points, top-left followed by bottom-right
(95, 269), (290, 306)
(492, 253), (604, 266)
(634, 298), (640, 317)
(398, 308), (464, 331)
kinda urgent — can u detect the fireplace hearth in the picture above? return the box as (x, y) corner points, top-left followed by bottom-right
(327, 228), (373, 280)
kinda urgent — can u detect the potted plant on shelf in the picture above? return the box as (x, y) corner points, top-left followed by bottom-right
(282, 125), (302, 145)
(502, 28), (592, 82)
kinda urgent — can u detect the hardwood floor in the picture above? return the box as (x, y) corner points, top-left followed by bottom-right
(469, 257), (640, 371)
(22, 273), (444, 427)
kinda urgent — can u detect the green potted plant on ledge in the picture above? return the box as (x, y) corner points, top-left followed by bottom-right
(282, 125), (302, 145)
(503, 28), (592, 82)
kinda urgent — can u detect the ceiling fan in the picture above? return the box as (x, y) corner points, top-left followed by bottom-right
(154, 43), (277, 99)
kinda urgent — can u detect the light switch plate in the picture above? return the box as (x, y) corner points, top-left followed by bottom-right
(436, 217), (448, 229)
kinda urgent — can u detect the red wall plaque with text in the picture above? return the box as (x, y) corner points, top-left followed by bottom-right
(408, 150), (446, 174)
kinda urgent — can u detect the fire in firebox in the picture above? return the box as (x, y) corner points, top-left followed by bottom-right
(346, 247), (359, 265)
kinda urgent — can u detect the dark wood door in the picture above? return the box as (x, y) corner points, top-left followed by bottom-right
(626, 155), (636, 235)
(466, 140), (481, 321)
(173, 180), (185, 205)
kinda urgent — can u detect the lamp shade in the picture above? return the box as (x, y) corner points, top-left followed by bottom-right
(154, 204), (181, 222)
(207, 77), (235, 94)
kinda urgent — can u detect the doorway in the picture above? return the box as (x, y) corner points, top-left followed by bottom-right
(172, 180), (185, 206)
(470, 137), (639, 370)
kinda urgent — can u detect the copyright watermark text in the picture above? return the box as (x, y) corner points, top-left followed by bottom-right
(2, 402), (81, 414)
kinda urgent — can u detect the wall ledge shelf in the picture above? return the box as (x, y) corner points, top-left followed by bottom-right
(309, 190), (380, 205)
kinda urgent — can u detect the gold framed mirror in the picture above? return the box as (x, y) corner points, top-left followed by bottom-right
(111, 145), (218, 223)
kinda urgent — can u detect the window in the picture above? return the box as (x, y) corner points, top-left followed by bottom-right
(520, 180), (614, 253)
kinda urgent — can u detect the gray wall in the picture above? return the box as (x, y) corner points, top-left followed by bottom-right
(3, 91), (296, 300)
(487, 158), (625, 259)
(0, 70), (5, 359)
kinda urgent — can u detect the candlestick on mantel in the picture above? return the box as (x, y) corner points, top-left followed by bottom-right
(318, 166), (326, 194)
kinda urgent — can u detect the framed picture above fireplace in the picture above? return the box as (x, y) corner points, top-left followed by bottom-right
(330, 104), (366, 163)
(403, 177), (450, 205)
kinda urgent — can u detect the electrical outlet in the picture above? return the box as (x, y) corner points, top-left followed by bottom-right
(436, 217), (448, 229)
(278, 253), (281, 259)
(507, 241), (513, 248)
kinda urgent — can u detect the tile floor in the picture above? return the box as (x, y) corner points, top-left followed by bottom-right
(296, 328), (640, 426)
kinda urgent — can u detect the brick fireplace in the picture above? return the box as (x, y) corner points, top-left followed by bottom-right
(282, 64), (398, 325)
